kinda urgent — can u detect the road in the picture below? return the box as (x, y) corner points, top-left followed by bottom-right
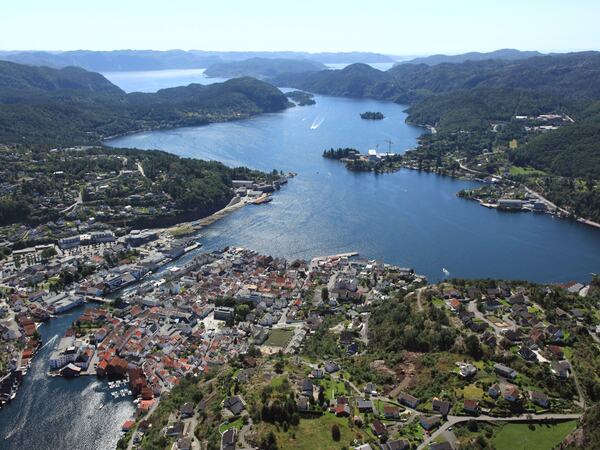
(236, 413), (254, 449)
(417, 413), (582, 450)
(127, 399), (160, 450)
(60, 190), (82, 214)
(456, 157), (600, 229)
(466, 301), (509, 334)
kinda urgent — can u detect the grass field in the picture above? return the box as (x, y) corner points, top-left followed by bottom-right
(275, 414), (357, 450)
(264, 329), (294, 347)
(169, 224), (195, 237)
(457, 384), (484, 400)
(493, 421), (577, 450)
(317, 377), (348, 399)
(509, 166), (547, 177)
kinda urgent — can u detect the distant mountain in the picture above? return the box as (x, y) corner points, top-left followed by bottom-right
(1, 50), (222, 72)
(396, 49), (544, 66)
(274, 63), (394, 97)
(275, 52), (600, 103)
(0, 50), (395, 72)
(0, 61), (290, 146)
(190, 50), (395, 64)
(204, 58), (326, 79)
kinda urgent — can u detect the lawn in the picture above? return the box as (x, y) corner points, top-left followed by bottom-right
(457, 384), (484, 400)
(169, 224), (195, 237)
(264, 329), (294, 347)
(218, 417), (244, 434)
(493, 421), (577, 450)
(509, 166), (547, 177)
(275, 414), (357, 450)
(432, 298), (446, 308)
(317, 376), (348, 399)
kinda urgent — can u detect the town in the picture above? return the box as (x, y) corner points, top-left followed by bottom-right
(2, 238), (599, 449)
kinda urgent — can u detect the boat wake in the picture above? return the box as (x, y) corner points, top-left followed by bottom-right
(40, 334), (58, 350)
(442, 267), (450, 277)
(310, 117), (325, 130)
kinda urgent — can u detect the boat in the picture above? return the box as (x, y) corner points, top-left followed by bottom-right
(253, 194), (272, 205)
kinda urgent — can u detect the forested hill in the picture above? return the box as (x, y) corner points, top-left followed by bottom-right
(0, 61), (291, 147)
(0, 61), (123, 97)
(274, 52), (600, 104)
(512, 102), (600, 179)
(203, 57), (326, 79)
(395, 48), (543, 66)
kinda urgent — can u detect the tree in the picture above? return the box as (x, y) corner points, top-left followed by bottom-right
(260, 431), (278, 450)
(318, 386), (326, 406)
(274, 358), (284, 374)
(465, 334), (483, 359)
(41, 247), (57, 261)
(321, 287), (329, 302)
(331, 424), (341, 441)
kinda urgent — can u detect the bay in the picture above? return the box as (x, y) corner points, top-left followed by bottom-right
(107, 92), (600, 283)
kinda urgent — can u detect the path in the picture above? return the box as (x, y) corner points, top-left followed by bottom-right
(136, 162), (146, 178)
(415, 287), (426, 312)
(237, 414), (254, 450)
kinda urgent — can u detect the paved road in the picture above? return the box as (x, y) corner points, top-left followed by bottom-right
(418, 413), (582, 449)
(237, 413), (254, 450)
(60, 190), (82, 214)
(466, 301), (509, 334)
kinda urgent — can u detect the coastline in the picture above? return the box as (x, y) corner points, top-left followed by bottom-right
(102, 105), (292, 143)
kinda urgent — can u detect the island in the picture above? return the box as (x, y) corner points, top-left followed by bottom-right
(323, 146), (402, 173)
(285, 90), (316, 106)
(360, 111), (384, 120)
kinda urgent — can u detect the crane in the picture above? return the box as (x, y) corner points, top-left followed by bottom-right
(384, 139), (394, 154)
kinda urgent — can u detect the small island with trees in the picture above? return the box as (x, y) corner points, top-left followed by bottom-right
(323, 147), (402, 173)
(285, 90), (316, 106)
(322, 147), (360, 159)
(360, 111), (384, 120)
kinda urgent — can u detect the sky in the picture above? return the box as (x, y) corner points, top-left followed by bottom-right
(1, 0), (599, 55)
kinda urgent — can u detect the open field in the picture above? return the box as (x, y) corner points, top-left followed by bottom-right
(509, 166), (547, 177)
(264, 328), (294, 347)
(493, 421), (577, 450)
(275, 414), (357, 450)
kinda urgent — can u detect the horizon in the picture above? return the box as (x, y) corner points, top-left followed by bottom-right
(1, 48), (599, 59)
(2, 0), (600, 54)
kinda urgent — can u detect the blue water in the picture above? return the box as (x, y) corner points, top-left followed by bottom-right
(0, 306), (134, 450)
(103, 68), (229, 93)
(107, 89), (600, 283)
